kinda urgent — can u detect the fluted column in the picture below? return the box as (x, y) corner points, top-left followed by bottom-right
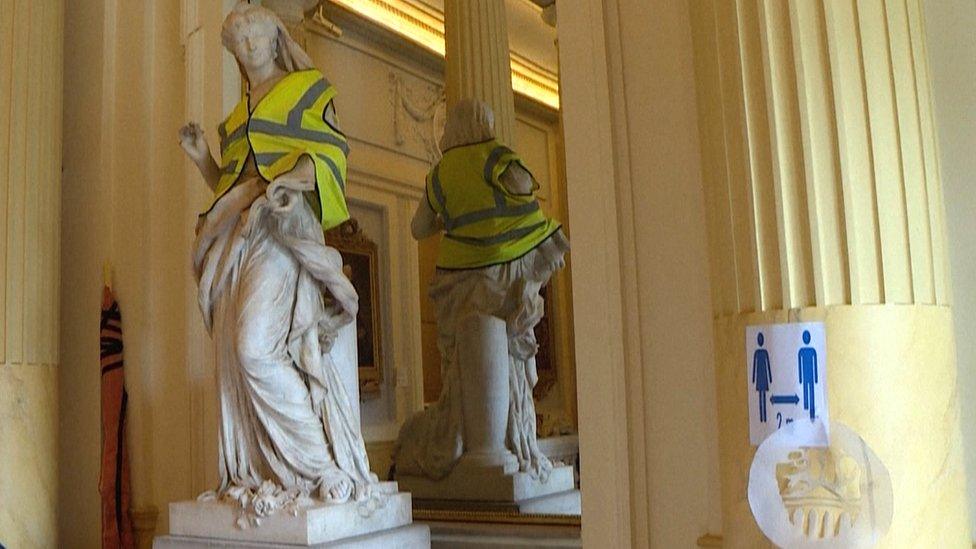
(690, 0), (969, 546)
(0, 0), (63, 547)
(444, 0), (517, 146)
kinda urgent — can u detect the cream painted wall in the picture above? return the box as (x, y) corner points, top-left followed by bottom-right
(60, 0), (109, 544)
(605, 1), (723, 544)
(558, 0), (722, 546)
(61, 1), (229, 546)
(923, 0), (976, 538)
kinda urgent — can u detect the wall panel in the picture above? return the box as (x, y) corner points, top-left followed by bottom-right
(922, 0), (976, 535)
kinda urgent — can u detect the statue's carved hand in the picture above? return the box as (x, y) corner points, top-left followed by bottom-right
(179, 122), (211, 165)
(266, 178), (301, 213)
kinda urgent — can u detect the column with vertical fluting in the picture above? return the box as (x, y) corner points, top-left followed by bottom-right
(0, 0), (63, 547)
(444, 0), (517, 147)
(690, 0), (969, 546)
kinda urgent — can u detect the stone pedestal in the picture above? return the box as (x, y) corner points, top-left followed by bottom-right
(154, 483), (430, 548)
(154, 526), (430, 549)
(399, 464), (581, 516)
(154, 525), (430, 549)
(457, 314), (519, 469)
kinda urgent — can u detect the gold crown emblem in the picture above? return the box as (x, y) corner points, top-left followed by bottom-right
(775, 448), (861, 539)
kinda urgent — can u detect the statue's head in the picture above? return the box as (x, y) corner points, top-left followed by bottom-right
(440, 98), (496, 151)
(222, 2), (313, 79)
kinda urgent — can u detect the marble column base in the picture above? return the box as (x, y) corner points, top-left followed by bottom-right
(153, 524), (430, 548)
(158, 482), (422, 546)
(399, 464), (580, 515)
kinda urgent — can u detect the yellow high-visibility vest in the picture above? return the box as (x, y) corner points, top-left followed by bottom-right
(426, 139), (561, 269)
(205, 69), (350, 230)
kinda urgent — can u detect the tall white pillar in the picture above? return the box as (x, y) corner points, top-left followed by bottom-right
(690, 0), (970, 545)
(0, 0), (63, 547)
(440, 0), (521, 469)
(443, 0), (517, 147)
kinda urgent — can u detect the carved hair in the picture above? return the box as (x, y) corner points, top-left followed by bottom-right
(439, 98), (496, 151)
(222, 2), (315, 78)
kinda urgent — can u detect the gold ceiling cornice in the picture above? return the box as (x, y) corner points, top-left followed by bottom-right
(327, 0), (560, 109)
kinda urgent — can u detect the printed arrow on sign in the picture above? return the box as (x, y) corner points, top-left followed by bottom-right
(770, 394), (800, 405)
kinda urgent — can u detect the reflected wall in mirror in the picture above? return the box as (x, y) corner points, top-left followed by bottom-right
(307, 0), (580, 532)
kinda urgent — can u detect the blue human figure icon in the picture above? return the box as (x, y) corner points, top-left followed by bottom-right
(798, 330), (818, 420)
(752, 333), (773, 423)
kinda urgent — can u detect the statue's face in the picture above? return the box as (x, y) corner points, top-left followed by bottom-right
(229, 20), (277, 73)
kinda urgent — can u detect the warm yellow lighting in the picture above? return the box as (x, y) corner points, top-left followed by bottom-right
(329, 0), (560, 109)
(510, 54), (560, 110)
(331, 0), (446, 55)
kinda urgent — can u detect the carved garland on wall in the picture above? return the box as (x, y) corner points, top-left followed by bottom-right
(389, 71), (446, 164)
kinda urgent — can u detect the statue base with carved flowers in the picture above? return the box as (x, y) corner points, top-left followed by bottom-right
(152, 481), (428, 548)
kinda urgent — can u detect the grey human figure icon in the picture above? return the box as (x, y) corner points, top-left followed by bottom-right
(752, 332), (772, 423)
(798, 330), (818, 420)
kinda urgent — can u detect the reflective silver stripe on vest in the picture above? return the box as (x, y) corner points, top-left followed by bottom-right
(444, 201), (541, 231)
(254, 152), (287, 168)
(483, 145), (515, 183)
(492, 186), (507, 208)
(221, 159), (239, 176)
(288, 78), (329, 128)
(253, 152), (344, 192)
(445, 221), (547, 247)
(248, 119), (350, 157)
(315, 152), (345, 192)
(430, 165), (451, 224)
(221, 124), (247, 153)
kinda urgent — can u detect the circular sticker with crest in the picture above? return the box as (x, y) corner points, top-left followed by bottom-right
(748, 421), (892, 548)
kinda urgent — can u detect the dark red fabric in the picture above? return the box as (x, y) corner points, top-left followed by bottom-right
(99, 287), (135, 549)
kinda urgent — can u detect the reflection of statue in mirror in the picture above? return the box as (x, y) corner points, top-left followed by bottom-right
(394, 99), (570, 482)
(178, 2), (377, 518)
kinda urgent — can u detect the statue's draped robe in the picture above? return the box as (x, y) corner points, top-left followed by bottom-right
(393, 229), (570, 481)
(192, 155), (376, 500)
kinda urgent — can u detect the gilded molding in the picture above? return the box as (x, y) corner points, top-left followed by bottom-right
(328, 0), (560, 108)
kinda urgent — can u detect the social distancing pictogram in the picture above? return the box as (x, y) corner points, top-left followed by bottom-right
(746, 322), (828, 447)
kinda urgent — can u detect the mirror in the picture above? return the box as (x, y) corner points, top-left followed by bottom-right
(305, 0), (580, 533)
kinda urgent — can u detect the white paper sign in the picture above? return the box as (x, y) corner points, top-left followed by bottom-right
(746, 322), (828, 446)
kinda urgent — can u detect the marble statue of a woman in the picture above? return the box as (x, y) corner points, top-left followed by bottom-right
(177, 3), (377, 516)
(393, 99), (572, 499)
